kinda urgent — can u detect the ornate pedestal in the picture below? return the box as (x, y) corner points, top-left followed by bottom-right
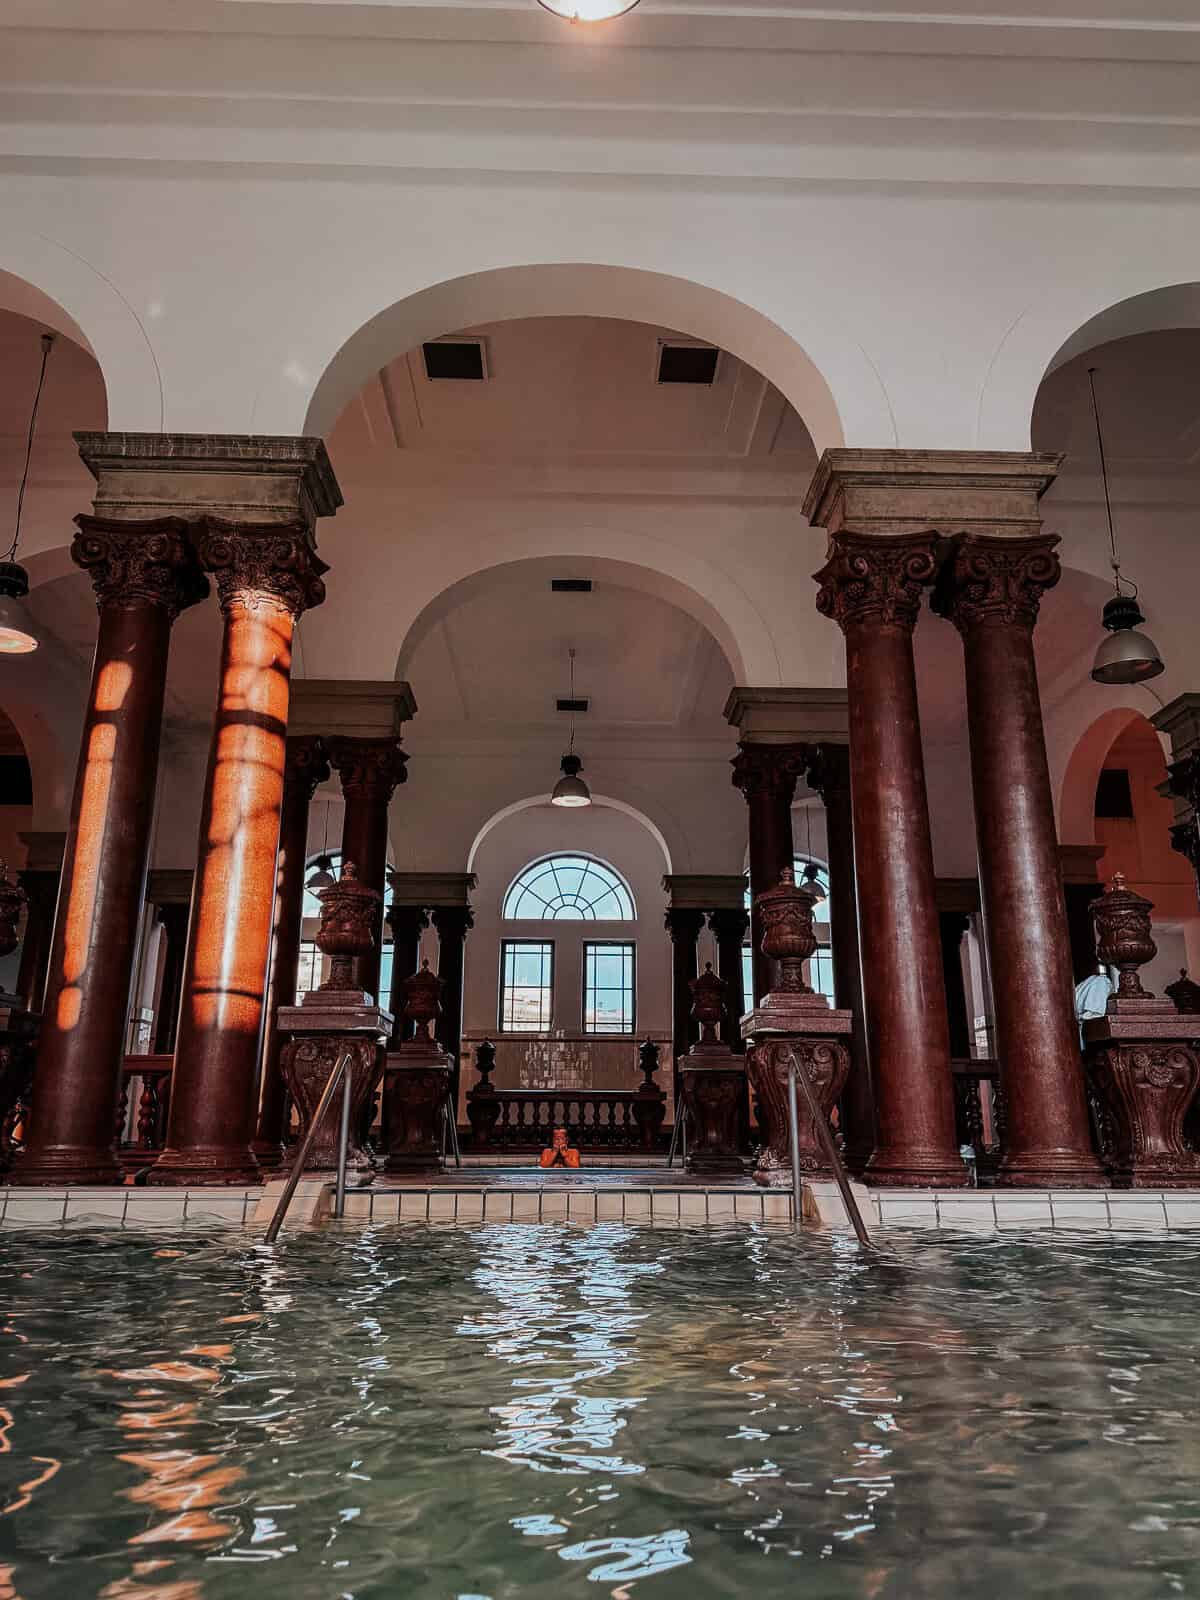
(632, 1038), (667, 1153)
(382, 961), (452, 1175)
(465, 1039), (501, 1149)
(740, 867), (852, 1187)
(1082, 875), (1200, 1188)
(276, 862), (391, 1182)
(679, 965), (745, 1174)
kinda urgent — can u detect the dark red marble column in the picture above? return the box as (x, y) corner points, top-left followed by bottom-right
(15, 860), (62, 1015)
(731, 744), (804, 1003)
(327, 738), (408, 1001)
(805, 741), (875, 1173)
(387, 902), (428, 1045)
(708, 906), (749, 1051)
(14, 517), (206, 1185)
(152, 519), (326, 1185)
(253, 735), (329, 1167)
(815, 533), (966, 1187)
(152, 902), (191, 1055)
(934, 534), (1103, 1186)
(665, 908), (705, 1107)
(432, 904), (472, 1102)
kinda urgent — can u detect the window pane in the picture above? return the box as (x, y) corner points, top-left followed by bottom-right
(583, 941), (635, 1034)
(504, 855), (635, 922)
(500, 940), (554, 1032)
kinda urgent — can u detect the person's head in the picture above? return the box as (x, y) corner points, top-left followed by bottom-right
(552, 1127), (568, 1150)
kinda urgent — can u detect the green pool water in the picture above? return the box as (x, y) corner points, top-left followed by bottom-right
(2, 1223), (1199, 1598)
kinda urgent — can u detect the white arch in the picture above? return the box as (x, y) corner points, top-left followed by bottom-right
(468, 793), (672, 877)
(271, 263), (861, 453)
(0, 237), (162, 430)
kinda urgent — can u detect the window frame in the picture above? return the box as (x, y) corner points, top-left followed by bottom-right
(501, 852), (636, 923)
(498, 938), (556, 1033)
(581, 939), (637, 1036)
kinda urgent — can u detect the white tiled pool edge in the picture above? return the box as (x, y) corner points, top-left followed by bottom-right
(3, 1183), (1200, 1232)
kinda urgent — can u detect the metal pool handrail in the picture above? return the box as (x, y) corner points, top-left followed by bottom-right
(787, 1049), (874, 1250)
(265, 1050), (354, 1244)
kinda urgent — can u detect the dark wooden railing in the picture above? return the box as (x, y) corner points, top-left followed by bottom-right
(466, 1038), (667, 1152)
(117, 1054), (173, 1171)
(951, 1057), (1004, 1180)
(0, 1009), (40, 1175)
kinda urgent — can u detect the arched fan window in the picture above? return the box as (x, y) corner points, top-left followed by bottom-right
(503, 854), (636, 922)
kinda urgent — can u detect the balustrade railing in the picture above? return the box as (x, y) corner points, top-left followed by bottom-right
(117, 1055), (173, 1170)
(466, 1038), (667, 1152)
(0, 1009), (39, 1175)
(951, 1057), (1004, 1180)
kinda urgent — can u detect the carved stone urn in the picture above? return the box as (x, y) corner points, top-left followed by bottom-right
(1091, 872), (1156, 1001)
(277, 859), (391, 1180)
(631, 1037), (667, 1153)
(0, 863), (27, 961)
(679, 963), (746, 1175)
(741, 868), (852, 1187)
(465, 1039), (501, 1148)
(1083, 879), (1200, 1188)
(383, 959), (453, 1175)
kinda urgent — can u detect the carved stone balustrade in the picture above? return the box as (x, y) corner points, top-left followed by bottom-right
(1083, 877), (1200, 1188)
(382, 960), (452, 1175)
(679, 963), (747, 1175)
(741, 868), (852, 1186)
(277, 862), (391, 1182)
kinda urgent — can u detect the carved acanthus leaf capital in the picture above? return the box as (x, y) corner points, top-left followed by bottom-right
(284, 735), (330, 800)
(730, 742), (807, 806)
(932, 533), (1061, 633)
(1167, 752), (1200, 813)
(803, 741), (851, 807)
(72, 515), (208, 618)
(327, 736), (409, 801)
(196, 516), (327, 618)
(814, 532), (939, 632)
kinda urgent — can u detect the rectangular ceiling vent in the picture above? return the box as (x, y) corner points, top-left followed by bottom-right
(657, 340), (720, 386)
(556, 697), (590, 714)
(422, 338), (487, 381)
(551, 578), (593, 593)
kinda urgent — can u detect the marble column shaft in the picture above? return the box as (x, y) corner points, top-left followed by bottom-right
(815, 531), (966, 1187)
(708, 907), (750, 1052)
(731, 744), (804, 1004)
(431, 904), (473, 1101)
(665, 909), (705, 1106)
(152, 518), (326, 1184)
(327, 737), (408, 1001)
(387, 904), (429, 1045)
(15, 517), (206, 1185)
(935, 533), (1103, 1186)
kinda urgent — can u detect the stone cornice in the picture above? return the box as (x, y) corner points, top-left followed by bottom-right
(290, 679), (418, 739)
(388, 871), (476, 908)
(662, 873), (747, 911)
(1152, 694), (1200, 761)
(803, 449), (1061, 540)
(724, 687), (848, 745)
(75, 432), (343, 530)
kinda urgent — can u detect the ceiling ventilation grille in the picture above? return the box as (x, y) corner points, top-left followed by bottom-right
(657, 341), (720, 385)
(422, 339), (487, 381)
(551, 578), (593, 593)
(556, 697), (590, 714)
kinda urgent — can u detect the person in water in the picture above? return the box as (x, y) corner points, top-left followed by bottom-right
(539, 1126), (581, 1168)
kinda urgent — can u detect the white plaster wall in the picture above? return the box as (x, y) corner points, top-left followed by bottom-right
(462, 798), (672, 1041)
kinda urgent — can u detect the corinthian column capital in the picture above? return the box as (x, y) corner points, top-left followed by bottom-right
(814, 532), (939, 633)
(195, 516), (328, 618)
(72, 515), (208, 617)
(326, 736), (409, 802)
(730, 742), (807, 806)
(932, 532), (1061, 633)
(284, 734), (331, 801)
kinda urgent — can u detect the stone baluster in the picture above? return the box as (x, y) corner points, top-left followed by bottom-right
(15, 517), (206, 1186)
(934, 531), (1103, 1187)
(152, 518), (327, 1185)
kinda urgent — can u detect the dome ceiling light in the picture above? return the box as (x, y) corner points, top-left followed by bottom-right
(1086, 366), (1165, 687)
(551, 647), (592, 808)
(0, 331), (55, 656)
(536, 0), (642, 22)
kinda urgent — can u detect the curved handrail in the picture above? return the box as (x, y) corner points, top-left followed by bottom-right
(264, 1050), (353, 1243)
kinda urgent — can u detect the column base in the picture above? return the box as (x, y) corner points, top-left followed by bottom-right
(249, 1139), (285, 1172)
(9, 1145), (123, 1187)
(996, 1148), (1106, 1188)
(147, 1146), (261, 1186)
(866, 1146), (970, 1188)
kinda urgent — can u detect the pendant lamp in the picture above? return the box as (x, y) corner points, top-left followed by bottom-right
(0, 332), (55, 656)
(537, 0), (641, 21)
(551, 648), (592, 808)
(306, 801), (338, 889)
(1086, 367), (1165, 686)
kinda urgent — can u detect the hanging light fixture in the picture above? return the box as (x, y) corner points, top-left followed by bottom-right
(1086, 367), (1165, 687)
(551, 647), (592, 808)
(801, 809), (827, 902)
(537, 0), (641, 22)
(0, 332), (55, 656)
(305, 801), (338, 890)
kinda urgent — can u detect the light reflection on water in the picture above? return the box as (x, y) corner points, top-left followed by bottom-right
(2, 1224), (1200, 1597)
